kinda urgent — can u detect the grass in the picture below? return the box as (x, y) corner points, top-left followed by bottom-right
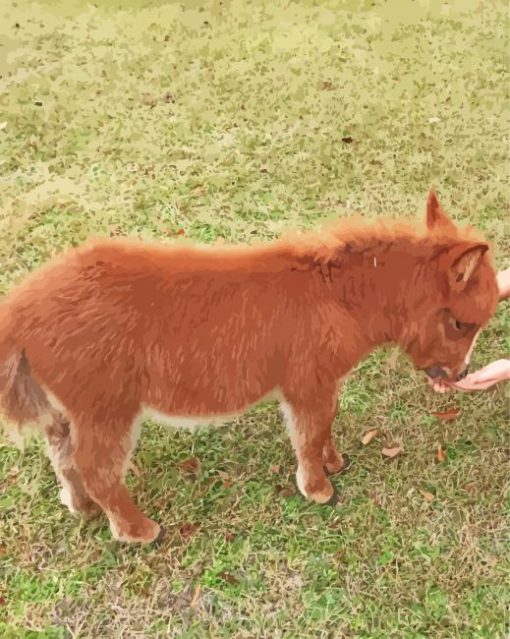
(0, 0), (509, 636)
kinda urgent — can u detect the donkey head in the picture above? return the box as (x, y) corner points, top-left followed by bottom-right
(404, 191), (499, 383)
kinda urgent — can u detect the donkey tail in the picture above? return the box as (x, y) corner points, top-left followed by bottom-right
(0, 304), (52, 444)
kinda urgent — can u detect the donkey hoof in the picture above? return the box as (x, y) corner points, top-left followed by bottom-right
(152, 525), (166, 548)
(323, 485), (341, 507)
(325, 453), (352, 476)
(339, 453), (352, 474)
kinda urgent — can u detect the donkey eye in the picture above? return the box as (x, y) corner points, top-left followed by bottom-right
(445, 310), (476, 335)
(452, 317), (476, 332)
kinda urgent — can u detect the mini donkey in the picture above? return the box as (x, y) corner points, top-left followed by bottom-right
(0, 192), (499, 544)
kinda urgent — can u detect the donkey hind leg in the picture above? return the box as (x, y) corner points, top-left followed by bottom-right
(44, 414), (101, 519)
(282, 385), (347, 505)
(72, 408), (162, 544)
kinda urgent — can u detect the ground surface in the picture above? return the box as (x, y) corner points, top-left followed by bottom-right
(0, 0), (509, 637)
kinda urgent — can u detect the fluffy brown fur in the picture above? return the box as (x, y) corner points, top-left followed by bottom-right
(0, 192), (499, 543)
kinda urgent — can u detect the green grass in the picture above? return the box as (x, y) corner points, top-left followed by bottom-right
(0, 0), (509, 637)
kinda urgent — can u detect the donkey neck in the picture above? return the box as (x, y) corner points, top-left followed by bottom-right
(329, 235), (426, 348)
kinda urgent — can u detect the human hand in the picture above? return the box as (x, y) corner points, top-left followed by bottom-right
(450, 359), (510, 391)
(497, 267), (510, 301)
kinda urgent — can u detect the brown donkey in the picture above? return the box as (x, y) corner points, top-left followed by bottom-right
(0, 192), (499, 544)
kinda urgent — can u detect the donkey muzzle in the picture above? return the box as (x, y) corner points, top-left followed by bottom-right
(422, 366), (448, 380)
(456, 365), (469, 381)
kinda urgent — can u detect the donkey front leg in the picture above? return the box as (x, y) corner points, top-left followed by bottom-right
(281, 384), (349, 505)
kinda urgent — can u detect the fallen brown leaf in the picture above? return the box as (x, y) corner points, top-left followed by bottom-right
(192, 186), (206, 197)
(179, 522), (199, 538)
(270, 464), (280, 474)
(225, 531), (235, 542)
(217, 470), (233, 488)
(431, 407), (460, 422)
(141, 93), (156, 108)
(190, 585), (201, 608)
(361, 428), (379, 445)
(485, 555), (498, 567)
(276, 484), (296, 498)
(382, 445), (403, 459)
(0, 595), (5, 606)
(341, 136), (353, 144)
(321, 80), (334, 90)
(179, 457), (201, 475)
(370, 491), (382, 507)
(420, 490), (434, 503)
(5, 465), (20, 479)
(219, 571), (239, 585)
(436, 445), (447, 462)
(463, 482), (476, 493)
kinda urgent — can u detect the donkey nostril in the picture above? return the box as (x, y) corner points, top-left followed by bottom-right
(456, 366), (469, 381)
(424, 367), (447, 379)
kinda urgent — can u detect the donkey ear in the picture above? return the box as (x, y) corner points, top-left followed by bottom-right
(426, 190), (456, 231)
(442, 242), (489, 290)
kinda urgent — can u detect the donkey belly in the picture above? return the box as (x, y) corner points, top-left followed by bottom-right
(143, 341), (284, 426)
(142, 387), (281, 432)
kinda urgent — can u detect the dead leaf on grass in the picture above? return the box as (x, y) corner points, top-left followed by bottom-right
(179, 522), (199, 538)
(225, 531), (235, 542)
(370, 491), (382, 507)
(179, 457), (201, 475)
(431, 407), (460, 422)
(436, 445), (447, 462)
(463, 482), (476, 493)
(270, 464), (280, 474)
(382, 445), (403, 459)
(341, 136), (353, 143)
(217, 470), (233, 488)
(276, 484), (296, 498)
(5, 465), (20, 479)
(192, 186), (206, 197)
(420, 490), (434, 503)
(361, 428), (379, 445)
(190, 585), (201, 608)
(141, 93), (156, 108)
(219, 571), (239, 585)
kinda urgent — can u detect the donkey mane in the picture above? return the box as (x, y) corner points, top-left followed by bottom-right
(63, 213), (487, 278)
